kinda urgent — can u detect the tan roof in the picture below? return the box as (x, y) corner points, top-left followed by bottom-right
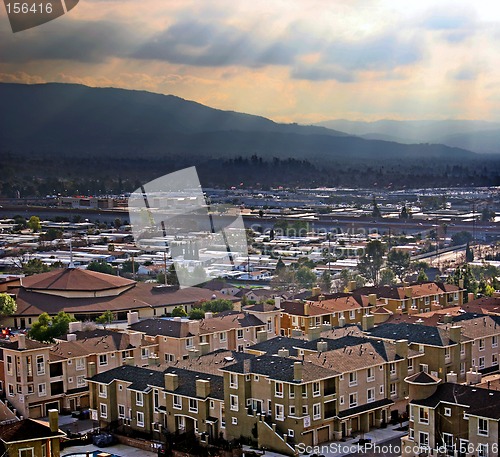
(199, 312), (264, 334)
(21, 268), (134, 292)
(446, 316), (500, 339)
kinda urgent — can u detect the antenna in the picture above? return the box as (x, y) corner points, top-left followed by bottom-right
(68, 238), (75, 269)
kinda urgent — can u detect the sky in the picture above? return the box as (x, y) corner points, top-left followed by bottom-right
(2, 0), (500, 123)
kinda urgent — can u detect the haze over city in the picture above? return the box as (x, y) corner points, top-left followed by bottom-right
(3, 0), (500, 123)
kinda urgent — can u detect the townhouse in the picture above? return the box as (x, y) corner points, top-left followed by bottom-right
(403, 379), (500, 457)
(129, 311), (267, 362)
(2, 327), (156, 418)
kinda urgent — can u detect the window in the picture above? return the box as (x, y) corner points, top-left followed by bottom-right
(210, 400), (215, 409)
(38, 383), (46, 397)
(289, 405), (296, 416)
(302, 385), (307, 398)
(254, 375), (259, 382)
(288, 429), (295, 438)
(442, 433), (454, 452)
(98, 384), (107, 398)
(99, 354), (108, 366)
(165, 353), (175, 363)
(493, 336), (498, 348)
(367, 388), (375, 403)
(478, 418), (488, 436)
(419, 431), (429, 447)
(186, 337), (194, 348)
(409, 405), (414, 421)
(479, 356), (485, 368)
(232, 417), (238, 425)
(313, 403), (321, 420)
(493, 354), (499, 365)
(154, 390), (159, 409)
(349, 392), (357, 407)
(189, 398), (198, 412)
(137, 411), (144, 427)
(230, 394), (238, 411)
(18, 449), (34, 457)
(302, 405), (308, 416)
(479, 338), (485, 351)
(349, 310), (356, 319)
(407, 358), (413, 371)
(41, 444), (46, 457)
(367, 367), (374, 381)
(275, 403), (284, 420)
(77, 375), (86, 387)
(349, 372), (357, 386)
(390, 383), (397, 397)
(76, 357), (85, 371)
(419, 407), (429, 424)
(136, 391), (143, 406)
(219, 332), (227, 342)
(27, 384), (34, 394)
(8, 384), (13, 397)
(312, 382), (320, 397)
(380, 384), (384, 395)
(444, 407), (451, 417)
(237, 329), (243, 339)
(275, 381), (284, 397)
(6, 356), (12, 375)
(173, 395), (181, 409)
(141, 347), (149, 359)
(389, 363), (396, 375)
(339, 396), (344, 405)
(100, 403), (107, 419)
(230, 373), (238, 389)
(460, 362), (465, 374)
(478, 444), (488, 457)
(409, 428), (414, 440)
(36, 355), (45, 375)
(118, 404), (125, 419)
(289, 386), (295, 399)
(460, 343), (465, 355)
(267, 319), (272, 332)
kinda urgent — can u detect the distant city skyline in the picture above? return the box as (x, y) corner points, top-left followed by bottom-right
(2, 1), (500, 123)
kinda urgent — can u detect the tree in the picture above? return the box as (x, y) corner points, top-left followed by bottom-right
(358, 240), (386, 285)
(96, 310), (114, 328)
(275, 258), (286, 272)
(167, 264), (179, 286)
(451, 231), (473, 246)
(319, 271), (332, 293)
(481, 207), (495, 222)
(465, 243), (474, 263)
(447, 265), (478, 301)
(29, 311), (75, 342)
(108, 243), (115, 252)
(0, 294), (16, 316)
(189, 308), (206, 320)
(380, 269), (396, 286)
(28, 216), (41, 232)
(296, 266), (317, 289)
(202, 299), (233, 313)
(338, 269), (366, 292)
(372, 196), (382, 219)
(40, 228), (62, 241)
(386, 250), (411, 282)
(23, 259), (50, 275)
(399, 205), (410, 219)
(171, 306), (187, 317)
(478, 277), (495, 297)
(417, 269), (428, 282)
(87, 261), (115, 275)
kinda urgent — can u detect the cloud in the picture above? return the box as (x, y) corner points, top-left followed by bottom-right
(421, 9), (477, 43)
(0, 18), (141, 63)
(449, 66), (480, 81)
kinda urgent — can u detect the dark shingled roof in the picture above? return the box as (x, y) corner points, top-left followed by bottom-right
(405, 371), (441, 384)
(0, 418), (65, 443)
(88, 364), (224, 399)
(130, 319), (191, 338)
(412, 383), (500, 420)
(220, 354), (336, 383)
(337, 398), (394, 419)
(366, 322), (451, 346)
(247, 337), (310, 356)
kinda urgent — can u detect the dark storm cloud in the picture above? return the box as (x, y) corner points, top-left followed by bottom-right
(0, 19), (139, 63)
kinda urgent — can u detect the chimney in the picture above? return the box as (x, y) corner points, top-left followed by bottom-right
(317, 340), (328, 353)
(275, 296), (282, 309)
(307, 326), (321, 342)
(368, 294), (377, 306)
(449, 325), (461, 344)
(127, 311), (139, 326)
(88, 362), (96, 378)
(17, 334), (26, 350)
(204, 312), (214, 320)
(68, 321), (82, 333)
(173, 316), (182, 322)
(128, 331), (142, 348)
(446, 371), (458, 383)
(165, 373), (179, 391)
(188, 320), (200, 335)
(196, 379), (211, 398)
(466, 368), (482, 385)
(291, 329), (303, 337)
(199, 342), (210, 355)
(304, 303), (310, 316)
(278, 348), (290, 358)
(311, 286), (321, 297)
(395, 339), (408, 359)
(458, 279), (464, 289)
(404, 287), (412, 298)
(361, 314), (374, 331)
(257, 330), (267, 343)
(67, 333), (77, 342)
(338, 316), (345, 327)
(48, 409), (59, 433)
(348, 281), (357, 292)
(443, 314), (452, 324)
(293, 362), (303, 382)
(468, 292), (475, 302)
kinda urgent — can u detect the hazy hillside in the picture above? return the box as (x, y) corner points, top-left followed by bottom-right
(314, 119), (500, 154)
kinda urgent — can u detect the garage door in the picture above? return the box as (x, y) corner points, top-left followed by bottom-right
(302, 431), (313, 446)
(29, 405), (43, 418)
(317, 426), (330, 443)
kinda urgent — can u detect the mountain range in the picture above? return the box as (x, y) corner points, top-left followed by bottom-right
(314, 119), (500, 155)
